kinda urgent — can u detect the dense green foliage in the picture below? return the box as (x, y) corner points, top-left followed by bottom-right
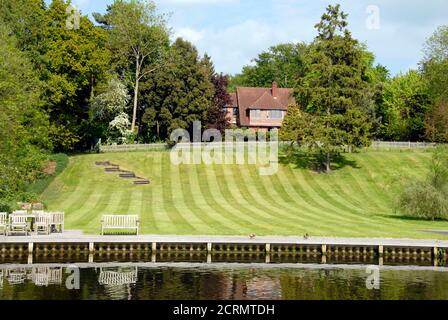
(396, 146), (448, 220)
(380, 70), (430, 141)
(229, 43), (308, 90)
(0, 22), (50, 210)
(140, 38), (214, 139)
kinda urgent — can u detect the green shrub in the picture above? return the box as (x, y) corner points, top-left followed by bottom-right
(0, 198), (13, 213)
(395, 145), (448, 220)
(395, 180), (448, 220)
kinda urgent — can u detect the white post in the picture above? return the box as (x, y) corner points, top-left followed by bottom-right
(28, 243), (34, 254)
(322, 244), (327, 255)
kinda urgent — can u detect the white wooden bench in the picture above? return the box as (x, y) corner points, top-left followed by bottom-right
(98, 267), (138, 286)
(101, 215), (140, 235)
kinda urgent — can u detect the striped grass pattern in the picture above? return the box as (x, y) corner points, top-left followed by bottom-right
(40, 150), (448, 239)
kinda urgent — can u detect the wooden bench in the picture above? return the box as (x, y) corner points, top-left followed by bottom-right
(101, 215), (140, 235)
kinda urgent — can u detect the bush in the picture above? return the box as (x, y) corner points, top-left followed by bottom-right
(395, 181), (448, 220)
(0, 198), (13, 213)
(395, 145), (448, 220)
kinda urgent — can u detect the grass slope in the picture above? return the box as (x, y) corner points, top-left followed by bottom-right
(40, 150), (448, 238)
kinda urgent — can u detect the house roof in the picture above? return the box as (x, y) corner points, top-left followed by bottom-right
(235, 86), (294, 126)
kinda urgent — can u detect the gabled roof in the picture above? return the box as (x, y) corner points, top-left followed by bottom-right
(248, 91), (287, 110)
(235, 86), (294, 126)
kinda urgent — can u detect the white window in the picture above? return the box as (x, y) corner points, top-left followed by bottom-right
(268, 110), (284, 119)
(250, 109), (261, 119)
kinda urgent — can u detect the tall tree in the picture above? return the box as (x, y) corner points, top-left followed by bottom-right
(425, 100), (448, 143)
(141, 38), (214, 140)
(380, 70), (430, 141)
(229, 43), (308, 90)
(95, 0), (170, 133)
(43, 0), (111, 151)
(293, 4), (372, 172)
(202, 55), (231, 133)
(422, 25), (448, 101)
(0, 22), (50, 207)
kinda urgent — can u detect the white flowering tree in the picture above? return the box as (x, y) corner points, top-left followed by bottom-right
(91, 77), (130, 120)
(90, 77), (134, 144)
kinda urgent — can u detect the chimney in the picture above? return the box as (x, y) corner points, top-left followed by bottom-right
(272, 81), (278, 98)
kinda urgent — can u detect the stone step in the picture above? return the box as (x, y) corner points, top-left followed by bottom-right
(95, 161), (111, 166)
(134, 180), (150, 185)
(119, 173), (136, 178)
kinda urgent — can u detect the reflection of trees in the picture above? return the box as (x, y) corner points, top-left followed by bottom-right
(279, 268), (448, 300)
(1, 266), (448, 300)
(135, 268), (212, 300)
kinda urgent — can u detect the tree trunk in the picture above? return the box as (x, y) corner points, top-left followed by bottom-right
(131, 78), (139, 132)
(326, 151), (331, 173)
(131, 56), (140, 133)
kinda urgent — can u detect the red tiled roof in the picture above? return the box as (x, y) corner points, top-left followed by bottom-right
(235, 86), (294, 126)
(248, 91), (287, 110)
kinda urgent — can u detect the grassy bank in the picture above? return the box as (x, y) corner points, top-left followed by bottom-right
(39, 150), (448, 238)
(27, 153), (69, 195)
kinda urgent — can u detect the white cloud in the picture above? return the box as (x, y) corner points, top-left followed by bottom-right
(174, 28), (205, 43)
(159, 0), (239, 6)
(173, 20), (292, 74)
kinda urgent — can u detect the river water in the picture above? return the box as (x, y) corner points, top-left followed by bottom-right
(1, 263), (447, 300)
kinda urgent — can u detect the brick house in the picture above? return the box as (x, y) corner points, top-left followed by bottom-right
(226, 82), (295, 131)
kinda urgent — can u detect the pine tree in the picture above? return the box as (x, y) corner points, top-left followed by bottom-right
(294, 4), (372, 172)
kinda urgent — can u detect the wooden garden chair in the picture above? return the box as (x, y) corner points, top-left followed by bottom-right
(49, 212), (65, 233)
(0, 213), (7, 236)
(34, 213), (52, 235)
(8, 215), (28, 236)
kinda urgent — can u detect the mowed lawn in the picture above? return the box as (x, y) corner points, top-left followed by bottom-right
(41, 150), (448, 239)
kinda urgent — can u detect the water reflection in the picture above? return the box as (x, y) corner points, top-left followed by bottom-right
(0, 264), (448, 300)
(1, 267), (63, 287)
(98, 267), (138, 300)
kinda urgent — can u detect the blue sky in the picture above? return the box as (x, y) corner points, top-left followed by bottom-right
(68, 0), (448, 76)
